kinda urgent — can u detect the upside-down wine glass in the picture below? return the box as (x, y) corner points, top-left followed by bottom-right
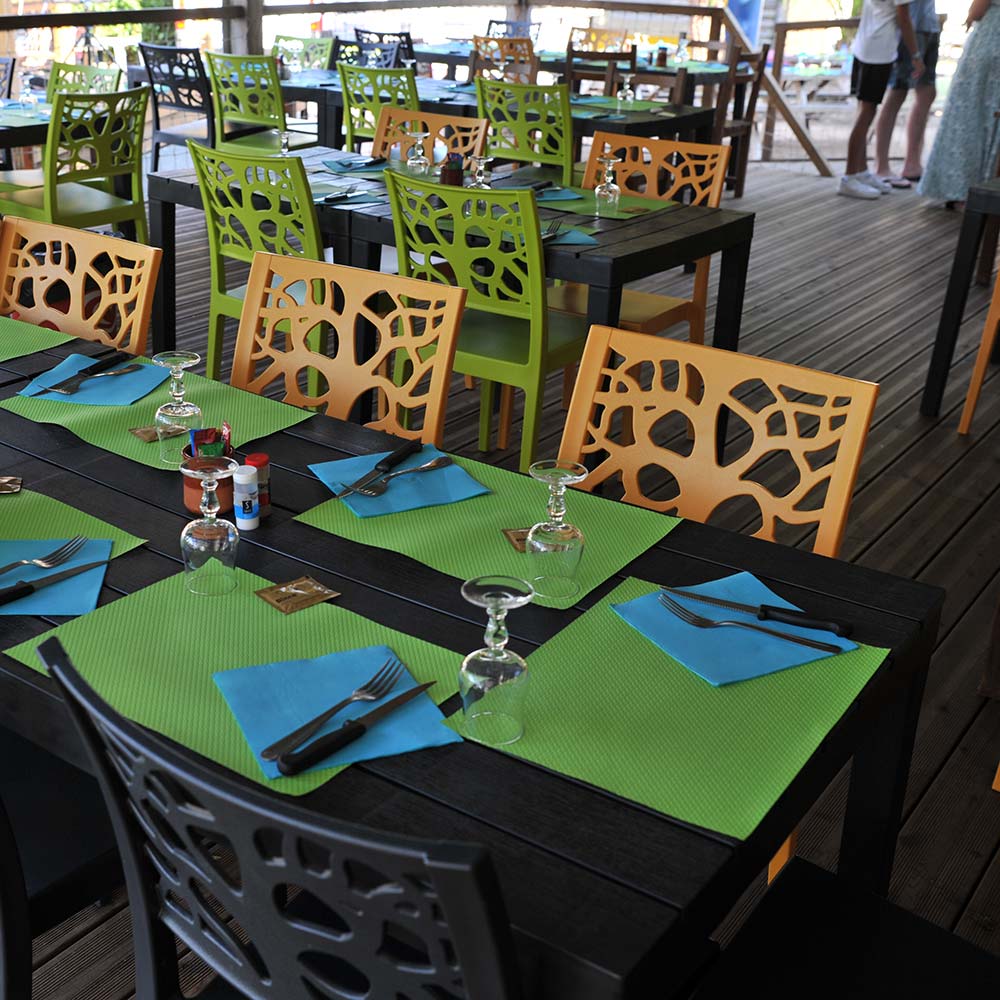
(616, 72), (635, 107)
(526, 460), (588, 606)
(152, 351), (202, 468)
(467, 154), (493, 189)
(593, 155), (621, 217)
(405, 130), (431, 175)
(458, 576), (534, 745)
(180, 456), (240, 596)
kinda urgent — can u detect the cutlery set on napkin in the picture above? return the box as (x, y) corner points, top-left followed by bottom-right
(20, 352), (168, 405)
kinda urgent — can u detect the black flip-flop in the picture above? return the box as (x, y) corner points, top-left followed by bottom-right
(903, 174), (922, 183)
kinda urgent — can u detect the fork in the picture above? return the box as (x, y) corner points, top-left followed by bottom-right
(0, 536), (87, 578)
(260, 656), (406, 761)
(541, 219), (563, 241)
(656, 593), (841, 654)
(353, 455), (453, 497)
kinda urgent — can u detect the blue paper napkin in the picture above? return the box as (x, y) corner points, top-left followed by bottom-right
(309, 445), (490, 518)
(0, 539), (112, 616)
(570, 94), (607, 104)
(20, 354), (168, 405)
(322, 158), (388, 175)
(612, 572), (857, 686)
(214, 645), (462, 779)
(537, 187), (586, 202)
(547, 228), (598, 247)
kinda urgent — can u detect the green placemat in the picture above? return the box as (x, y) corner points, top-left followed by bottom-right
(538, 187), (677, 220)
(0, 367), (311, 469)
(573, 97), (668, 112)
(5, 568), (462, 796)
(448, 577), (890, 839)
(0, 316), (73, 363)
(0, 110), (48, 127)
(1, 489), (146, 556)
(296, 455), (679, 607)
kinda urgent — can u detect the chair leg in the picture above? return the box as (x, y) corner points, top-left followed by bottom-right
(518, 381), (543, 473)
(464, 374), (475, 390)
(976, 218), (999, 287)
(133, 209), (149, 247)
(993, 762), (1000, 793)
(478, 379), (495, 453)
(768, 829), (798, 882)
(734, 129), (752, 198)
(497, 385), (514, 450)
(151, 142), (160, 174)
(958, 278), (1000, 434)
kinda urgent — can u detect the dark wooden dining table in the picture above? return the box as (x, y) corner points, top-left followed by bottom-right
(146, 146), (755, 358)
(0, 336), (943, 998)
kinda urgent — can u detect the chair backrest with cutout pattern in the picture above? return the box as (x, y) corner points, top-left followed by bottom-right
(373, 106), (488, 168)
(0, 57), (15, 99)
(205, 52), (287, 135)
(0, 217), (160, 355)
(487, 19), (541, 40)
(475, 79), (572, 185)
(40, 636), (524, 1000)
(187, 142), (322, 301)
(272, 34), (334, 70)
(338, 63), (418, 146)
(353, 27), (414, 62)
(471, 36), (537, 84)
(46, 61), (122, 102)
(139, 44), (214, 145)
(582, 131), (729, 205)
(559, 327), (878, 558)
(233, 252), (466, 443)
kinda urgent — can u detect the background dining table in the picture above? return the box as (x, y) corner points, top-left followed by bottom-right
(0, 335), (943, 998)
(146, 147), (755, 363)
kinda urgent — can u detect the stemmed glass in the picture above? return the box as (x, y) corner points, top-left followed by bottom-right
(594, 155), (621, 217)
(616, 72), (635, 107)
(180, 456), (240, 596)
(526, 460), (588, 605)
(18, 70), (35, 110)
(401, 57), (417, 73)
(152, 351), (202, 468)
(405, 130), (431, 175)
(458, 576), (534, 745)
(467, 154), (493, 189)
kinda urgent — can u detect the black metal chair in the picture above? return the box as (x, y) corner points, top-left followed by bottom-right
(690, 859), (1000, 999)
(354, 27), (414, 63)
(39, 636), (525, 1000)
(334, 37), (401, 69)
(0, 56), (16, 99)
(486, 19), (541, 41)
(0, 722), (120, 997)
(138, 43), (215, 172)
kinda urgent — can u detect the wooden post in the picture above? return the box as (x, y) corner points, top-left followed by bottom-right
(762, 21), (785, 160)
(225, 0), (254, 53)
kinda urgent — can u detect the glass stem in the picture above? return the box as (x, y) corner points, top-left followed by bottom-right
(547, 483), (568, 528)
(484, 604), (510, 653)
(201, 478), (220, 519)
(170, 367), (186, 406)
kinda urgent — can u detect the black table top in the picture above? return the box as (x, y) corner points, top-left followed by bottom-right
(0, 339), (943, 997)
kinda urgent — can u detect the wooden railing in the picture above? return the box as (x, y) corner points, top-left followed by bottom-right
(762, 17), (858, 165)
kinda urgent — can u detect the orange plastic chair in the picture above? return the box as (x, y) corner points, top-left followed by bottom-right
(372, 107), (489, 169)
(231, 252), (467, 445)
(547, 131), (731, 346)
(958, 264), (1000, 435)
(470, 35), (538, 84)
(0, 216), (160, 355)
(994, 763), (1000, 793)
(559, 326), (879, 881)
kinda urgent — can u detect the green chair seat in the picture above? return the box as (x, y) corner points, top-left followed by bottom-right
(0, 168), (44, 192)
(454, 306), (588, 375)
(161, 117), (211, 140)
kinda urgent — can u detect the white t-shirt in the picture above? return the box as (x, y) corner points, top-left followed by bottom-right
(853, 0), (912, 64)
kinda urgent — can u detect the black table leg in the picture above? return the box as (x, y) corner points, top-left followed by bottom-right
(712, 238), (750, 353)
(920, 208), (987, 416)
(149, 196), (176, 353)
(585, 283), (623, 328)
(320, 97), (342, 150)
(838, 614), (936, 894)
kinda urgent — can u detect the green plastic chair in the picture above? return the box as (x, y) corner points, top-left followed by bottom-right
(0, 88), (149, 243)
(205, 52), (318, 153)
(338, 63), (418, 150)
(272, 35), (334, 71)
(385, 171), (590, 471)
(187, 141), (325, 381)
(476, 78), (573, 186)
(46, 61), (122, 102)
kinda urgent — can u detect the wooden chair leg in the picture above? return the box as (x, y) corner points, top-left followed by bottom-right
(768, 829), (798, 883)
(464, 374), (475, 391)
(976, 217), (999, 287)
(958, 275), (1000, 434)
(993, 762), (1000, 793)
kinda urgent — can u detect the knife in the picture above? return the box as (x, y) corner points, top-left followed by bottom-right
(0, 561), (110, 608)
(335, 439), (423, 498)
(660, 585), (852, 638)
(23, 352), (134, 396)
(276, 681), (436, 776)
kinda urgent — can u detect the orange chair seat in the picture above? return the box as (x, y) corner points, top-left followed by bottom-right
(546, 281), (695, 334)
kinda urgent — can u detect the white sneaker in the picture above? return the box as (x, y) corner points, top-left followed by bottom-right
(838, 174), (880, 200)
(857, 170), (892, 194)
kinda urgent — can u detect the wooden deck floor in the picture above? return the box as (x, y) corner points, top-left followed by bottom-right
(32, 160), (1000, 996)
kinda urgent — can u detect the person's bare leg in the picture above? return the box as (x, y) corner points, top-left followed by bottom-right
(847, 101), (879, 175)
(874, 87), (907, 176)
(902, 82), (935, 177)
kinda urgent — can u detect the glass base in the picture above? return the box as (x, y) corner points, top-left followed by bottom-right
(463, 709), (523, 746)
(184, 559), (237, 596)
(530, 574), (580, 601)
